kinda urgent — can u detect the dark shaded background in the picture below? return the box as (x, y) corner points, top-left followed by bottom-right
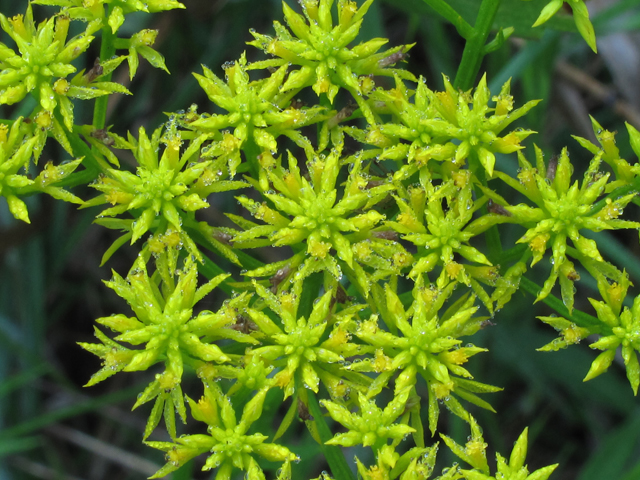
(2, 0), (640, 478)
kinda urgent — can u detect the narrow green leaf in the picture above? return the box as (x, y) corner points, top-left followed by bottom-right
(306, 390), (356, 480)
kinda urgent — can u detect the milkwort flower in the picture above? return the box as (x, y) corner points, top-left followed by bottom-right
(147, 380), (298, 479)
(232, 140), (410, 295)
(321, 396), (442, 480)
(0, 118), (83, 223)
(443, 421), (558, 480)
(0, 6), (130, 146)
(34, 0), (182, 80)
(573, 116), (640, 191)
(345, 74), (459, 180)
(578, 272), (640, 395)
(331, 442), (464, 480)
(422, 75), (538, 178)
(356, 443), (460, 480)
(121, 28), (171, 80)
(349, 275), (500, 436)
(247, 0), (415, 124)
(186, 52), (325, 178)
(536, 314), (591, 353)
(32, 0), (185, 35)
(322, 390), (414, 451)
(386, 173), (498, 311)
(348, 75), (538, 180)
(493, 145), (640, 313)
(85, 123), (247, 263)
(79, 253), (258, 439)
(245, 279), (370, 400)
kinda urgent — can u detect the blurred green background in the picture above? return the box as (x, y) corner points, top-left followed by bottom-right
(2, 0), (640, 478)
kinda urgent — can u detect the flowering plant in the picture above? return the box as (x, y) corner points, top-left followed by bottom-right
(2, 0), (640, 478)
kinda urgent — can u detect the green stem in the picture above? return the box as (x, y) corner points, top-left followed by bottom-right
(494, 243), (529, 267)
(454, 0), (502, 90)
(243, 133), (262, 182)
(471, 153), (503, 261)
(484, 221), (503, 263)
(93, 10), (117, 130)
(298, 271), (324, 320)
(519, 276), (601, 330)
(419, 0), (474, 39)
(66, 127), (102, 170)
(318, 93), (332, 152)
(306, 390), (356, 480)
(371, 438), (386, 459)
(197, 255), (235, 296)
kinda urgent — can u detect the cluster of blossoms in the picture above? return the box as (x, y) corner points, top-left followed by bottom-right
(2, 0), (640, 479)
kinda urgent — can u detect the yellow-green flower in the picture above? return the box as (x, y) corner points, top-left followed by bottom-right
(495, 146), (640, 313)
(445, 422), (558, 480)
(0, 118), (83, 223)
(348, 75), (538, 179)
(187, 52), (325, 176)
(461, 427), (557, 480)
(536, 315), (591, 352)
(87, 125), (215, 258)
(349, 276), (499, 435)
(123, 28), (171, 79)
(246, 280), (369, 400)
(386, 174), (498, 310)
(583, 272), (640, 394)
(0, 6), (130, 129)
(0, 121), (46, 223)
(389, 177), (491, 283)
(147, 381), (297, 479)
(490, 261), (528, 311)
(232, 144), (401, 294)
(573, 116), (640, 191)
(247, 0), (415, 123)
(322, 390), (414, 450)
(79, 254), (257, 439)
(195, 356), (276, 397)
(354, 442), (463, 480)
(430, 75), (539, 177)
(347, 74), (458, 179)
(33, 0), (185, 34)
(32, 0), (180, 80)
(440, 417), (489, 475)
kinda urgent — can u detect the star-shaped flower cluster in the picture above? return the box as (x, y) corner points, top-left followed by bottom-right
(79, 253), (257, 439)
(349, 275), (500, 435)
(0, 118), (83, 223)
(442, 420), (558, 480)
(387, 174), (495, 292)
(247, 0), (415, 123)
(186, 52), (325, 177)
(350, 75), (539, 179)
(246, 279), (368, 400)
(322, 390), (414, 450)
(494, 146), (640, 313)
(232, 143), (406, 294)
(33, 0), (185, 35)
(581, 273), (640, 395)
(86, 124), (248, 263)
(147, 380), (298, 479)
(0, 5), (130, 138)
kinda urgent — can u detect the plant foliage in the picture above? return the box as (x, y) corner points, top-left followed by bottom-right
(1, 0), (639, 478)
